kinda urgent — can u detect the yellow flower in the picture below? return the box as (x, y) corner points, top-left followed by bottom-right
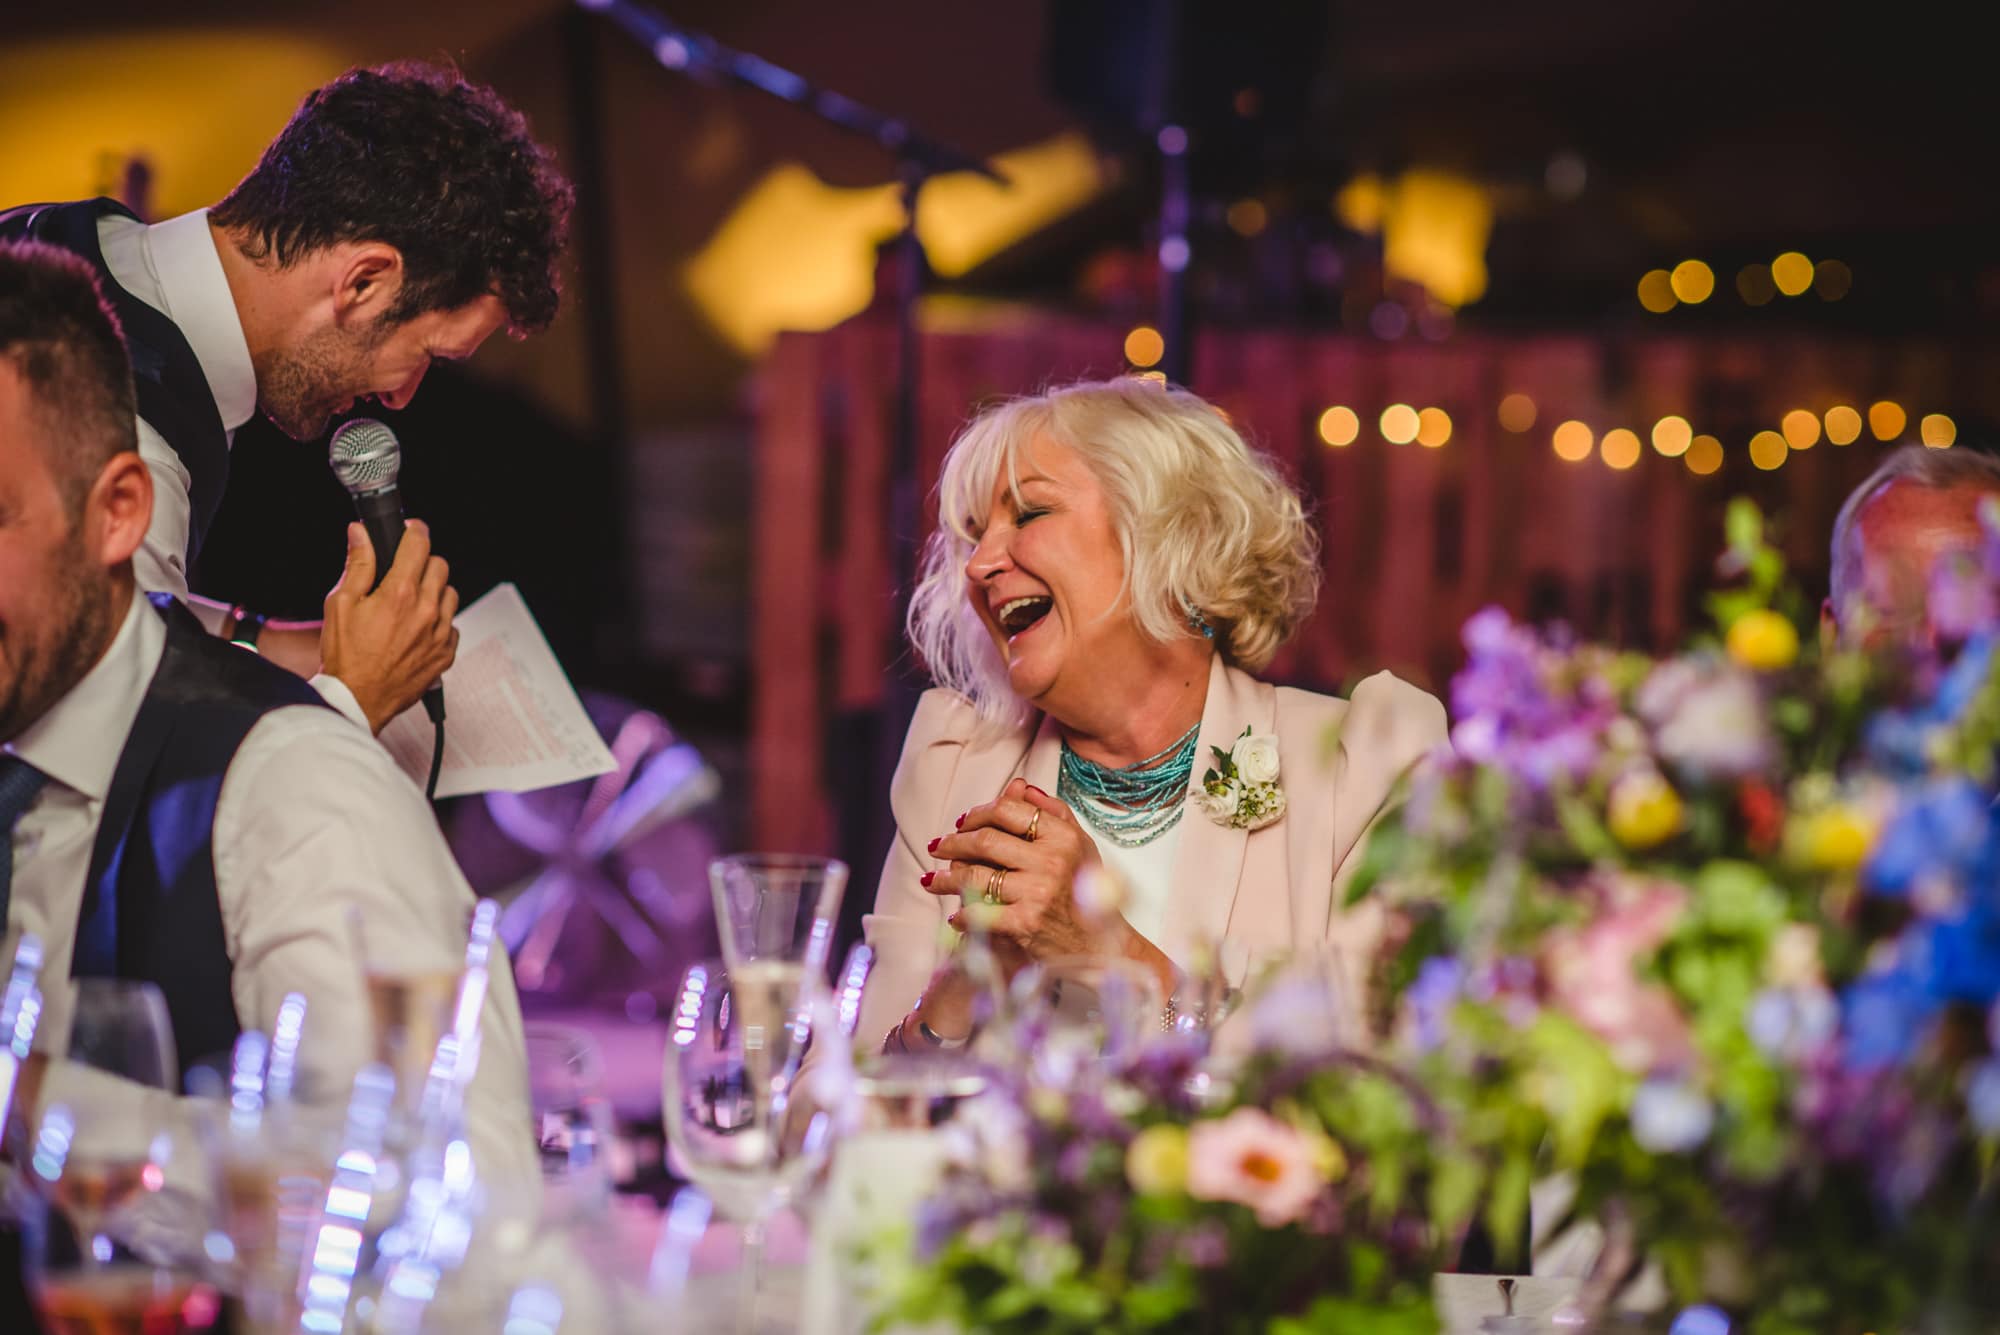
(1789, 804), (1876, 872)
(1125, 1123), (1190, 1196)
(1726, 609), (1799, 671)
(1608, 771), (1684, 850)
(1302, 1127), (1347, 1184)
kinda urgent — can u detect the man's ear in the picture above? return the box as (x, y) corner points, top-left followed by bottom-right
(331, 242), (404, 325)
(85, 450), (154, 568)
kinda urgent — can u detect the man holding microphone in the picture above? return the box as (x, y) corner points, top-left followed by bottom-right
(0, 60), (574, 733)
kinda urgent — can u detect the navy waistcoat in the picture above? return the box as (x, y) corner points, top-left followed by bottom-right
(0, 198), (232, 565)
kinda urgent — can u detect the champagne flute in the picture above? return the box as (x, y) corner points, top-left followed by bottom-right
(663, 959), (835, 1335)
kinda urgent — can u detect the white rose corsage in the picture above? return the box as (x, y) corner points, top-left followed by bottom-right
(1192, 727), (1287, 831)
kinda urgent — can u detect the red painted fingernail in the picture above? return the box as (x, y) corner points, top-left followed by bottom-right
(920, 872), (935, 887)
(1027, 784), (1048, 797)
(955, 812), (966, 829)
(927, 837), (940, 853)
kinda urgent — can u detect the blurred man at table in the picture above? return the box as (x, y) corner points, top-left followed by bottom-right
(1824, 443), (2000, 652)
(0, 241), (534, 1193)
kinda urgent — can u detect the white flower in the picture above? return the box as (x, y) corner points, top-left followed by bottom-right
(1242, 783), (1287, 831)
(1230, 733), (1282, 785)
(1635, 658), (1774, 780)
(1194, 782), (1240, 821)
(1630, 1078), (1715, 1153)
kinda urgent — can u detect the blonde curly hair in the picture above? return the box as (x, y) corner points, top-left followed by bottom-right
(907, 378), (1322, 724)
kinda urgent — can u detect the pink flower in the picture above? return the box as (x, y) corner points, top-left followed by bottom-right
(1185, 1107), (1324, 1227)
(1543, 879), (1694, 1073)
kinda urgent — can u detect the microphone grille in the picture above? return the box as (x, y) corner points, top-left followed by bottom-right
(328, 418), (402, 494)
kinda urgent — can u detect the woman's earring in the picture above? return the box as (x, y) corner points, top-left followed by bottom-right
(1186, 603), (1214, 639)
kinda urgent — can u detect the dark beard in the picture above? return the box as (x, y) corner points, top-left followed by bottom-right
(0, 526), (120, 745)
(257, 319), (386, 442)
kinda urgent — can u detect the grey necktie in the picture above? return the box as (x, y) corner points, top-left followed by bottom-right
(0, 754), (49, 927)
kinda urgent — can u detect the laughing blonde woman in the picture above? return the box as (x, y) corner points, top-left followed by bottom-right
(858, 379), (1446, 1054)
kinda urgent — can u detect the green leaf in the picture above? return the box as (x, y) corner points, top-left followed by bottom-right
(1725, 497), (1764, 557)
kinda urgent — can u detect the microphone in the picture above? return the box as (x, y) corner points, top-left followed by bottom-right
(328, 418), (447, 731)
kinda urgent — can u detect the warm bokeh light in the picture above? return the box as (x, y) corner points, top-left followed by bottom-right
(1131, 369), (1169, 386)
(1123, 325), (1165, 368)
(1921, 413), (1958, 449)
(1814, 259), (1853, 301)
(0, 33), (349, 219)
(690, 132), (1107, 352)
(1317, 405), (1360, 447)
(1333, 172), (1490, 308)
(1600, 428), (1642, 470)
(1497, 393), (1537, 433)
(1869, 400), (1908, 440)
(1416, 407), (1452, 448)
(1771, 251), (1814, 296)
(1226, 198), (1269, 237)
(1669, 260), (1715, 304)
(1380, 404), (1420, 444)
(1737, 265), (1777, 306)
(917, 132), (1108, 278)
(1749, 430), (1789, 471)
(1637, 269), (1677, 313)
(1781, 409), (1821, 450)
(1334, 173), (1386, 234)
(1651, 415), (1693, 457)
(1824, 405), (1862, 445)
(1685, 435), (1724, 475)
(1552, 420), (1594, 462)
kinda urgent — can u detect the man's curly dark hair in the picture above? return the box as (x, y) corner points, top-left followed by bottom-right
(211, 62), (573, 333)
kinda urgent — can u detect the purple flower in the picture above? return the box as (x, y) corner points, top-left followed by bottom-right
(1967, 1060), (2000, 1135)
(1746, 986), (1839, 1062)
(1404, 957), (1464, 1051)
(1448, 607), (1618, 790)
(1182, 1220), (1229, 1268)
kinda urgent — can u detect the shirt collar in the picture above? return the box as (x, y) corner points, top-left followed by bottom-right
(2, 592), (161, 802)
(144, 210), (258, 432)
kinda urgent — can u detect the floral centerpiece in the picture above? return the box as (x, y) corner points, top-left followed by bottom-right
(863, 969), (1475, 1334)
(1352, 500), (2000, 1332)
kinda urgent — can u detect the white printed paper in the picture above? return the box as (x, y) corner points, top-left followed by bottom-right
(378, 583), (616, 798)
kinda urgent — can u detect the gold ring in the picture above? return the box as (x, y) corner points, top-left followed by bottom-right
(985, 867), (1007, 905)
(1024, 808), (1041, 843)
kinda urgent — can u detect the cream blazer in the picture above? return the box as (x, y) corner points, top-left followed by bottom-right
(855, 653), (1449, 1051)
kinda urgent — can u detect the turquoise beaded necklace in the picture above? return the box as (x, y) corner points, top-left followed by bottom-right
(1057, 722), (1202, 849)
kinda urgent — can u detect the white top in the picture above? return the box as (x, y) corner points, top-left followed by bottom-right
(96, 209), (369, 730)
(1, 592), (536, 1198)
(1078, 801), (1185, 956)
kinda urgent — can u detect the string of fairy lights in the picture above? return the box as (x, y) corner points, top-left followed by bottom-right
(1309, 394), (1955, 475)
(1119, 311), (1961, 474)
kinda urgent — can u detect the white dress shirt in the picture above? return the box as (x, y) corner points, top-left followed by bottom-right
(1, 591), (537, 1199)
(96, 209), (370, 731)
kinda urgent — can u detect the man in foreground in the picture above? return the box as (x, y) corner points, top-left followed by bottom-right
(0, 241), (534, 1207)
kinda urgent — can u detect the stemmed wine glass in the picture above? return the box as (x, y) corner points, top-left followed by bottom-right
(524, 1021), (618, 1225)
(27, 978), (219, 1331)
